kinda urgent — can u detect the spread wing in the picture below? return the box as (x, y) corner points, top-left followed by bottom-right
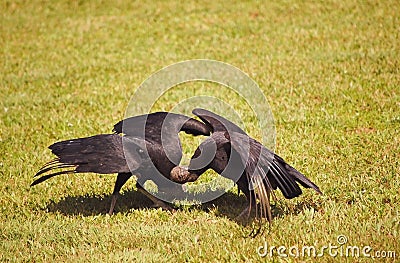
(226, 131), (322, 222)
(192, 108), (321, 198)
(228, 132), (321, 197)
(113, 111), (211, 166)
(113, 112), (210, 144)
(189, 107), (321, 223)
(192, 108), (247, 134)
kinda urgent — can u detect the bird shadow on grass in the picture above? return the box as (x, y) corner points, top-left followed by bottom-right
(46, 190), (153, 217)
(45, 190), (250, 219)
(195, 194), (321, 223)
(45, 189), (319, 225)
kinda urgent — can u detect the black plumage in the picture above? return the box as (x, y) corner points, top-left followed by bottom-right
(184, 108), (322, 225)
(32, 112), (210, 214)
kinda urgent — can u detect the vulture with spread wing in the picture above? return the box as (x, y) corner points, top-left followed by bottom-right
(182, 108), (322, 223)
(31, 112), (210, 214)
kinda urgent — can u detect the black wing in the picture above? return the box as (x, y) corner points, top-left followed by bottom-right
(192, 108), (321, 197)
(113, 112), (211, 167)
(189, 108), (321, 223)
(31, 134), (145, 186)
(113, 112), (211, 144)
(228, 132), (321, 198)
(192, 108), (247, 135)
(226, 131), (321, 222)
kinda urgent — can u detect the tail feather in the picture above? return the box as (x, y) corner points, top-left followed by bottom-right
(34, 158), (59, 177)
(32, 134), (130, 186)
(31, 170), (76, 186)
(35, 161), (76, 178)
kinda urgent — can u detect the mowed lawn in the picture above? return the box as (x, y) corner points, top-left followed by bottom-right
(1, 1), (399, 262)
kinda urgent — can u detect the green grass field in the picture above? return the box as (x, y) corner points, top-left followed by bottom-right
(1, 1), (399, 262)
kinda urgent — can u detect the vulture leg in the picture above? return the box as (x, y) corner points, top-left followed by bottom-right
(108, 172), (132, 215)
(237, 204), (252, 220)
(135, 182), (175, 211)
(236, 192), (257, 221)
(235, 175), (255, 221)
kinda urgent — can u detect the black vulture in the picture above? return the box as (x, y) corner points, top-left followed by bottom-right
(31, 112), (210, 214)
(179, 108), (322, 224)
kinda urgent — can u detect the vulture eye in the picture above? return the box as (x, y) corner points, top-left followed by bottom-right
(136, 148), (146, 158)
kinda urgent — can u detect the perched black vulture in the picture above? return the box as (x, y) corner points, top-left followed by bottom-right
(181, 108), (322, 224)
(32, 112), (210, 214)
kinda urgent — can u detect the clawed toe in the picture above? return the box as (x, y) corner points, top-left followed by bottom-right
(151, 200), (175, 212)
(235, 205), (252, 222)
